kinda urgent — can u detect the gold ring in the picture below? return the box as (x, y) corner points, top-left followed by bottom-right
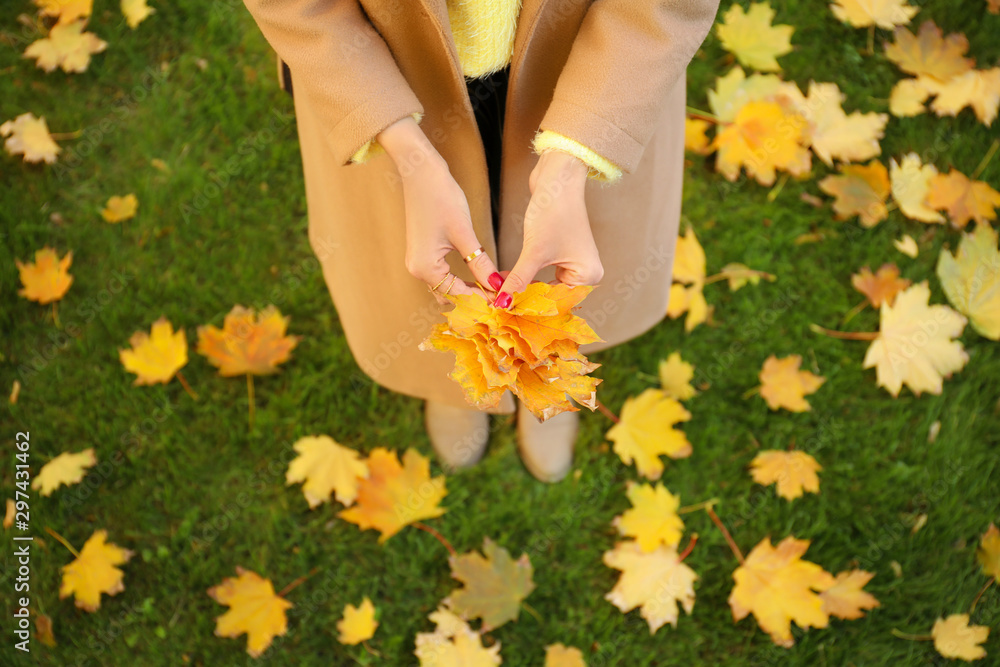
(429, 274), (449, 293)
(442, 274), (458, 295)
(463, 247), (485, 263)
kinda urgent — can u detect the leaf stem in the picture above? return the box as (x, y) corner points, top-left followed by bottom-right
(595, 399), (620, 423)
(678, 498), (719, 515)
(971, 139), (999, 181)
(49, 129), (83, 140)
(521, 601), (543, 624)
(840, 300), (869, 326)
(809, 323), (879, 341)
(704, 268), (776, 285)
(677, 533), (699, 562)
(741, 386), (760, 400)
(361, 640), (382, 657)
(412, 521), (456, 557)
(706, 506), (744, 564)
(890, 628), (933, 641)
(176, 371), (198, 400)
(686, 107), (725, 125)
(247, 373), (255, 431)
(277, 566), (321, 598)
(767, 174), (789, 202)
(969, 578), (994, 615)
(51, 302), (60, 328)
(44, 526), (79, 557)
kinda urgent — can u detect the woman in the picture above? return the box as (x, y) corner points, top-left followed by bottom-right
(242, 0), (720, 482)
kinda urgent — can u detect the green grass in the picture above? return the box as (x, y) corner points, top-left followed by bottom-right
(3, 0), (999, 664)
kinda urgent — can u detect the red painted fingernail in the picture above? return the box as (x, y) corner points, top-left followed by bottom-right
(488, 272), (503, 291)
(493, 292), (512, 309)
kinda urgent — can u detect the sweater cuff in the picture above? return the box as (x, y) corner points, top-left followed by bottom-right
(531, 129), (623, 183)
(349, 111), (424, 164)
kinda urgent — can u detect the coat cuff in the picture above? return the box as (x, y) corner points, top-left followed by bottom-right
(531, 129), (624, 183)
(323, 84), (423, 166)
(538, 98), (646, 175)
(348, 111), (424, 164)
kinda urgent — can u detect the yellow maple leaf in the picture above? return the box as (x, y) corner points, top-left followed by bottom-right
(894, 234), (919, 258)
(927, 170), (1000, 229)
(196, 304), (300, 376)
(337, 597), (378, 645)
(684, 118), (711, 154)
(544, 644), (586, 667)
(862, 281), (968, 396)
(889, 78), (932, 117)
(819, 161), (891, 227)
(24, 20), (107, 74)
(3, 499), (14, 529)
(59, 529), (134, 612)
(749, 450), (822, 501)
(285, 435), (370, 508)
(612, 482), (685, 552)
(977, 524), (1000, 582)
(666, 283), (711, 333)
(713, 100), (811, 186)
(851, 264), (911, 307)
(34, 0), (92, 24)
(937, 223), (1000, 340)
(890, 152), (944, 223)
(796, 82), (888, 166)
(884, 21), (974, 82)
(757, 354), (825, 412)
(15, 246), (73, 304)
(1, 113), (61, 164)
(672, 227), (706, 285)
(338, 447), (446, 543)
(102, 194), (138, 223)
(829, 0), (917, 29)
(707, 66), (799, 123)
(606, 389), (692, 480)
(932, 614), (989, 661)
(207, 566), (293, 658)
(32, 447), (96, 496)
(921, 68), (1000, 126)
(819, 570), (880, 620)
(121, 0), (155, 29)
(414, 606), (502, 666)
(421, 283), (603, 422)
(118, 316), (188, 385)
(603, 541), (698, 634)
(716, 2), (794, 72)
(658, 352), (697, 400)
(729, 536), (836, 647)
(717, 262), (774, 291)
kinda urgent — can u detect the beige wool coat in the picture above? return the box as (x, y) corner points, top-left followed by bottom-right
(243, 0), (721, 412)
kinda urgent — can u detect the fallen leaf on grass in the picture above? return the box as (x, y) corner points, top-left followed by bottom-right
(414, 607), (502, 666)
(684, 118), (711, 154)
(196, 304), (300, 376)
(121, 0), (155, 28)
(24, 20), (107, 74)
(33, 448), (96, 496)
(34, 0), (93, 25)
(118, 316), (188, 385)
(603, 541), (698, 634)
(749, 450), (822, 500)
(926, 170), (1000, 229)
(818, 161), (890, 227)
(445, 537), (535, 631)
(606, 389), (692, 480)
(101, 194), (138, 223)
(658, 352), (697, 401)
(712, 100), (811, 186)
(819, 570), (880, 619)
(612, 482), (685, 552)
(60, 529), (134, 612)
(890, 153), (944, 223)
(932, 614), (989, 661)
(338, 448), (446, 543)
(830, 0), (917, 29)
(544, 644), (586, 667)
(15, 246), (73, 303)
(936, 223), (1000, 339)
(337, 597), (378, 645)
(797, 82), (888, 166)
(884, 21), (974, 81)
(285, 435), (369, 508)
(893, 234), (919, 257)
(1, 113), (61, 164)
(977, 524), (1000, 582)
(716, 2), (793, 72)
(852, 264), (911, 307)
(758, 354), (825, 412)
(862, 281), (968, 396)
(207, 566), (293, 658)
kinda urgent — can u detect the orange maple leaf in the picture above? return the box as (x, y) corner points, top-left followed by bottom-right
(712, 100), (811, 186)
(758, 354), (825, 412)
(884, 21), (974, 82)
(926, 169), (1000, 229)
(15, 246), (73, 304)
(420, 283), (603, 422)
(851, 264), (911, 307)
(818, 161), (890, 227)
(207, 566), (293, 658)
(338, 448), (447, 543)
(196, 304), (300, 376)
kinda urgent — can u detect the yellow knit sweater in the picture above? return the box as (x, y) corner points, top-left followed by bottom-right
(349, 0), (622, 183)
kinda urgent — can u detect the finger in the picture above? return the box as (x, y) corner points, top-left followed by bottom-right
(554, 260), (604, 287)
(495, 253), (545, 308)
(454, 233), (503, 293)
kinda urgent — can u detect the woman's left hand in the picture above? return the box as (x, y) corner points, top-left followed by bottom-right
(493, 151), (603, 308)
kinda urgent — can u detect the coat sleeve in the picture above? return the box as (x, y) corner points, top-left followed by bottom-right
(243, 0), (424, 166)
(536, 0), (720, 176)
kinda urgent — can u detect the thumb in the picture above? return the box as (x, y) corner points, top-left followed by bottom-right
(495, 253), (544, 308)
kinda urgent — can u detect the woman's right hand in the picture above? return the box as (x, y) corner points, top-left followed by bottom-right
(377, 117), (503, 303)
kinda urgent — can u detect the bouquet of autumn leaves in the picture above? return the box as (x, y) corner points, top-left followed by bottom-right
(419, 282), (603, 421)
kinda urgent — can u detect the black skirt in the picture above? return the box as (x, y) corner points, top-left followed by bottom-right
(466, 67), (509, 239)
